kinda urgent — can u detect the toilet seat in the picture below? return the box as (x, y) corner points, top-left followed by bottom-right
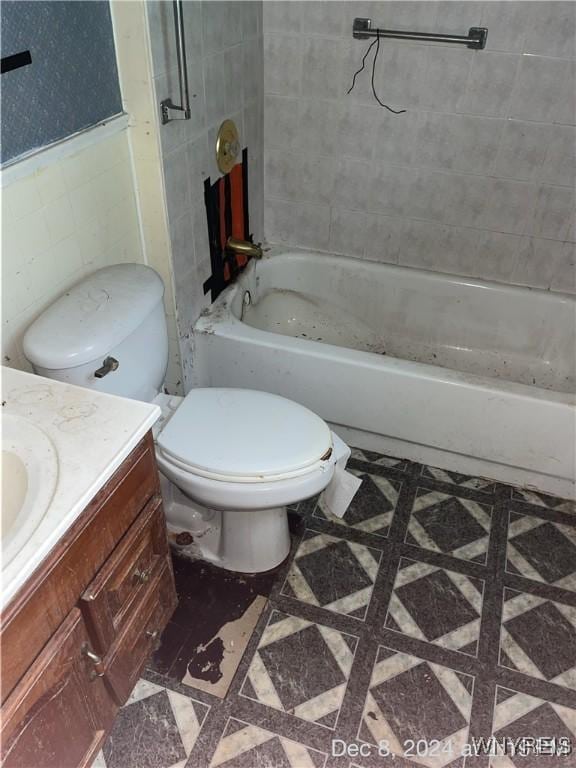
(156, 388), (333, 483)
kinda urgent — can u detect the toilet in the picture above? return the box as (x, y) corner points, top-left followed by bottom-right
(22, 264), (342, 573)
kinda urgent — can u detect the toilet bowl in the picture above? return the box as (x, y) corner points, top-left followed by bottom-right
(21, 264), (342, 573)
(152, 387), (338, 572)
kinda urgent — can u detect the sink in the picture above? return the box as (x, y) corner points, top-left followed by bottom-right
(2, 414), (58, 567)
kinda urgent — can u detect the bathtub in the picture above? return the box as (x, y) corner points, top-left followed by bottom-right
(193, 247), (576, 499)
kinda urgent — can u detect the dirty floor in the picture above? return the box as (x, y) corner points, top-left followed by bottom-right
(98, 448), (576, 768)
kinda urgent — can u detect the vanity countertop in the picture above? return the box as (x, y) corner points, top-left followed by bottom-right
(1, 367), (161, 611)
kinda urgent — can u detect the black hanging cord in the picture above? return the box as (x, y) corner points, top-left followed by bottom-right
(347, 31), (406, 115)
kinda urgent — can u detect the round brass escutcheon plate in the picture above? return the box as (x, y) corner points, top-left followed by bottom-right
(215, 119), (240, 174)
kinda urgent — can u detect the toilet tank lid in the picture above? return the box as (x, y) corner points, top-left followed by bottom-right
(23, 264), (164, 370)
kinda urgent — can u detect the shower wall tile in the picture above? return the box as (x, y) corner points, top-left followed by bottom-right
(147, 0), (264, 392)
(264, 0), (576, 294)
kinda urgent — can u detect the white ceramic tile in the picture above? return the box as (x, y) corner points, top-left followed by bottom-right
(473, 230), (522, 282)
(541, 125), (576, 187)
(372, 108), (420, 166)
(264, 96), (300, 150)
(328, 208), (370, 257)
(443, 173), (490, 228)
(163, 145), (192, 224)
(458, 52), (519, 117)
(550, 241), (576, 293)
(264, 196), (295, 243)
(201, 0), (228, 54)
(399, 219), (479, 276)
(301, 37), (344, 99)
(186, 134), (211, 203)
(480, 2), (529, 53)
(296, 98), (341, 156)
(406, 168), (451, 222)
(480, 178), (538, 234)
(224, 46), (244, 115)
(170, 211), (196, 280)
(512, 236), (570, 289)
(331, 157), (373, 212)
(524, 1), (576, 59)
(373, 41), (428, 110)
(509, 55), (575, 124)
(363, 213), (404, 264)
(203, 52), (227, 126)
(221, 1), (245, 49)
(264, 35), (302, 96)
(291, 200), (330, 249)
(336, 101), (380, 161)
(492, 119), (551, 181)
(242, 38), (264, 105)
(416, 113), (503, 173)
(369, 163), (415, 218)
(299, 1), (346, 37)
(147, 0), (177, 78)
(263, 1), (302, 35)
(418, 46), (472, 112)
(526, 184), (576, 239)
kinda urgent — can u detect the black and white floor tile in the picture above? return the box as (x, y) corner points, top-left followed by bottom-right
(405, 488), (493, 564)
(281, 530), (381, 619)
(209, 718), (328, 768)
(98, 680), (209, 768)
(314, 468), (401, 537)
(385, 558), (484, 656)
(506, 511), (576, 591)
(102, 449), (576, 768)
(359, 646), (474, 766)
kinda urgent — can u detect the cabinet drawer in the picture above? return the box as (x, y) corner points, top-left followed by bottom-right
(80, 497), (167, 653)
(1, 609), (115, 768)
(1, 435), (158, 702)
(103, 560), (177, 706)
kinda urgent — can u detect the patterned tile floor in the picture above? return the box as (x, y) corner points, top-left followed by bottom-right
(101, 449), (576, 768)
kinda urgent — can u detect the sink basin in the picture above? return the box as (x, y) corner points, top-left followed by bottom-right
(2, 414), (58, 567)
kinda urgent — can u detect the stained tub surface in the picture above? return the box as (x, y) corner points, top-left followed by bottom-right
(193, 248), (576, 498)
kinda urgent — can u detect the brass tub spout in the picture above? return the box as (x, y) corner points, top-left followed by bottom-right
(226, 236), (263, 260)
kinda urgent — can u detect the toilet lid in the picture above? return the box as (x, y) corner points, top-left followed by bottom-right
(156, 388), (332, 481)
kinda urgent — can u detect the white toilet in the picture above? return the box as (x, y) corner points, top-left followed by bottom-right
(22, 264), (342, 573)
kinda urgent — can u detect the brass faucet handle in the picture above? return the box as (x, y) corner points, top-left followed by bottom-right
(226, 236), (263, 260)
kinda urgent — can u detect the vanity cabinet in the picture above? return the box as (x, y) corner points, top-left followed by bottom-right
(0, 433), (177, 768)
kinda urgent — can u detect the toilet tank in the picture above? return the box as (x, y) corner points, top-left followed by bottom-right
(23, 264), (169, 403)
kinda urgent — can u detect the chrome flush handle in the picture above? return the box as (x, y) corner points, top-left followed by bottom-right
(94, 356), (119, 378)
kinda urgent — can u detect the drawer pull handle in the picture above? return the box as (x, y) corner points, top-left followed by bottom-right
(146, 629), (159, 641)
(134, 567), (152, 584)
(82, 644), (105, 680)
(82, 645), (102, 665)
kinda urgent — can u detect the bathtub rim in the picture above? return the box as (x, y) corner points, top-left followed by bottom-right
(195, 250), (575, 407)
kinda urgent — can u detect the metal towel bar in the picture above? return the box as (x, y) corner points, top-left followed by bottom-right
(160, 0), (191, 124)
(353, 17), (488, 50)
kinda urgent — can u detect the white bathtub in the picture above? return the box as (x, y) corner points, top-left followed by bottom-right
(193, 248), (576, 498)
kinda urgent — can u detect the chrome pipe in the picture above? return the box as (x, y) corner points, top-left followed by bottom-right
(353, 17), (487, 50)
(160, 0), (191, 124)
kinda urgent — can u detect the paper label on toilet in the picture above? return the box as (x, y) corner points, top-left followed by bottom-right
(319, 465), (362, 519)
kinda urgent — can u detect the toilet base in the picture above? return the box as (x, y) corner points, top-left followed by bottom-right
(160, 477), (291, 573)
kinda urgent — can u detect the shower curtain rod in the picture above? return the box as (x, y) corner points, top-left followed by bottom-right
(352, 17), (488, 50)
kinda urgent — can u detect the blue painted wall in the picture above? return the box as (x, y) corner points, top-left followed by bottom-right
(1, 1), (122, 163)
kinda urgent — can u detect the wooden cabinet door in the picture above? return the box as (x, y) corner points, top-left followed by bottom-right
(1, 608), (115, 768)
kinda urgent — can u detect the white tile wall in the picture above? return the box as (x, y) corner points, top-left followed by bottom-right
(263, 1), (576, 293)
(147, 1), (264, 391)
(1, 130), (144, 372)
